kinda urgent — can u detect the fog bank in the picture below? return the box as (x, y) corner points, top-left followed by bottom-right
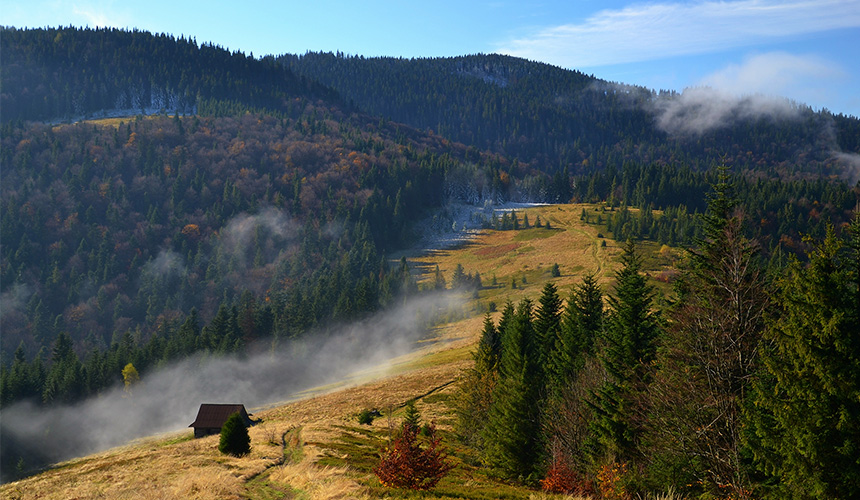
(0, 291), (458, 480)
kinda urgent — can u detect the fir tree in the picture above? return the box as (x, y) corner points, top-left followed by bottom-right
(748, 223), (860, 500)
(550, 274), (603, 398)
(589, 240), (658, 463)
(483, 299), (543, 481)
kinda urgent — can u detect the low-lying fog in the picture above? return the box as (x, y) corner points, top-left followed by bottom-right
(0, 291), (458, 478)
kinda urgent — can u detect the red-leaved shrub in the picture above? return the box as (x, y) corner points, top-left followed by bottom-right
(373, 424), (453, 490)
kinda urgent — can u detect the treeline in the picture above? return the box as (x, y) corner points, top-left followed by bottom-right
(282, 52), (860, 180)
(457, 173), (860, 499)
(0, 26), (340, 123)
(569, 162), (857, 251)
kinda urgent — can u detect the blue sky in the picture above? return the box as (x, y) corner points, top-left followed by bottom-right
(3, 0), (859, 117)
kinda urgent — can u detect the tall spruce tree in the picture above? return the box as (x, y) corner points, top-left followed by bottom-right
(474, 312), (502, 375)
(552, 273), (603, 393)
(589, 240), (659, 463)
(534, 282), (563, 390)
(748, 222), (860, 500)
(455, 313), (501, 449)
(483, 299), (543, 481)
(543, 274), (605, 477)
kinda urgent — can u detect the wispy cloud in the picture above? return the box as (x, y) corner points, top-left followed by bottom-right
(649, 52), (845, 135)
(496, 0), (860, 68)
(71, 1), (131, 28)
(650, 87), (799, 135)
(700, 52), (845, 101)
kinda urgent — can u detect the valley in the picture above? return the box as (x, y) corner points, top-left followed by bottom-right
(0, 204), (648, 500)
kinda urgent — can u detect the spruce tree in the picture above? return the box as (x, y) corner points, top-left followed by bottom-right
(474, 312), (502, 375)
(589, 240), (658, 463)
(550, 274), (603, 398)
(456, 313), (500, 449)
(483, 299), (543, 481)
(403, 400), (421, 430)
(534, 282), (563, 388)
(748, 223), (860, 500)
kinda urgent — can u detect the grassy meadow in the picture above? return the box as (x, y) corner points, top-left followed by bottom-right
(1, 204), (684, 500)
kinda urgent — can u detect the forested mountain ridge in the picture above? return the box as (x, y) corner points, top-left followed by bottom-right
(0, 26), (342, 122)
(281, 52), (860, 181)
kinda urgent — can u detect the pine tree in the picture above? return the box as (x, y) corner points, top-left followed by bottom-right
(589, 240), (658, 463)
(748, 223), (860, 500)
(219, 412), (251, 456)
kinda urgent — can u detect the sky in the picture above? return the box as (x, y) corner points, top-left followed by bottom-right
(2, 0), (859, 117)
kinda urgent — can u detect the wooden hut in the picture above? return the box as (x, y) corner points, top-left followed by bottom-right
(189, 403), (252, 438)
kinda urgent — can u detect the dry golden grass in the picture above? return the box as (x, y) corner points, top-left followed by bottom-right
(2, 204), (674, 499)
(415, 204), (625, 297)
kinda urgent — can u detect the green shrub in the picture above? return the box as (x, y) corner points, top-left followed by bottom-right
(358, 409), (376, 425)
(219, 412), (251, 456)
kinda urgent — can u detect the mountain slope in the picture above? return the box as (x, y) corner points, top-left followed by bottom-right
(282, 52), (860, 181)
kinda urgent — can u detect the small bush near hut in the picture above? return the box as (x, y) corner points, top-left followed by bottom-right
(219, 412), (251, 457)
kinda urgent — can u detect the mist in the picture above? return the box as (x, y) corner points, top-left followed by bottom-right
(0, 291), (459, 478)
(650, 86), (800, 136)
(0, 284), (34, 320)
(832, 151), (860, 186)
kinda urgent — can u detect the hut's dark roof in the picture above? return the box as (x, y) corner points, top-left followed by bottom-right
(189, 404), (249, 429)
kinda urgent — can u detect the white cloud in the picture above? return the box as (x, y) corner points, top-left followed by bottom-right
(650, 87), (799, 135)
(496, 0), (860, 68)
(700, 52), (845, 101)
(649, 52), (847, 135)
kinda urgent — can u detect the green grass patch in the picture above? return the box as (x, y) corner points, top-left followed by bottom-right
(283, 427), (304, 465)
(159, 432), (194, 447)
(245, 470), (304, 500)
(315, 426), (386, 472)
